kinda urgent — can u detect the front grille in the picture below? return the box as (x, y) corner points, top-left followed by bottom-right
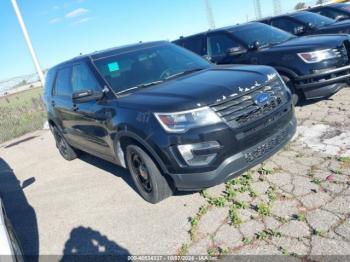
(244, 124), (290, 163)
(210, 80), (287, 128)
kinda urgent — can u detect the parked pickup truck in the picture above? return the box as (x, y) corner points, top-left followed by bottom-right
(44, 41), (296, 203)
(260, 11), (350, 36)
(173, 22), (350, 105)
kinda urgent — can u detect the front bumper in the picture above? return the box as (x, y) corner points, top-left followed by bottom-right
(169, 116), (297, 191)
(295, 64), (350, 99)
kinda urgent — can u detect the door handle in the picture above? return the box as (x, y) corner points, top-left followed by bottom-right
(51, 101), (55, 107)
(72, 104), (79, 111)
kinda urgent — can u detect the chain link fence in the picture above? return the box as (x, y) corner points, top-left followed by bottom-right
(0, 86), (47, 144)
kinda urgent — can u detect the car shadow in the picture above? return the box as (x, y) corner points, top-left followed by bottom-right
(78, 153), (137, 192)
(297, 94), (337, 107)
(78, 153), (197, 198)
(61, 226), (130, 262)
(0, 158), (39, 261)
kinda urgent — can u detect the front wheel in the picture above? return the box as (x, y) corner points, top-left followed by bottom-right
(281, 75), (301, 106)
(126, 145), (173, 204)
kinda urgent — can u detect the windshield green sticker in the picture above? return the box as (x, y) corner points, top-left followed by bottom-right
(108, 62), (119, 72)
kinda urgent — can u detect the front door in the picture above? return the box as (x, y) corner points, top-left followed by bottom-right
(70, 62), (112, 157)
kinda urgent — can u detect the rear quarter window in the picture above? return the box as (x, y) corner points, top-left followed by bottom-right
(43, 69), (56, 105)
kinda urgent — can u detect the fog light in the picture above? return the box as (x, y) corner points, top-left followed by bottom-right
(178, 141), (220, 167)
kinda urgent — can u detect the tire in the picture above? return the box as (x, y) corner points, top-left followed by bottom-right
(126, 145), (173, 204)
(281, 75), (301, 106)
(52, 126), (79, 161)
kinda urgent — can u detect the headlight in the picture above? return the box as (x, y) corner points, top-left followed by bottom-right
(297, 49), (341, 63)
(154, 107), (222, 133)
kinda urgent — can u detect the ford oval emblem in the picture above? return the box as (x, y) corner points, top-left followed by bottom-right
(254, 93), (271, 106)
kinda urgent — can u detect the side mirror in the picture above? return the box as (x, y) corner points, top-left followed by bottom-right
(335, 15), (348, 21)
(202, 55), (212, 62)
(226, 46), (247, 56)
(248, 41), (260, 50)
(72, 89), (104, 103)
(294, 25), (306, 35)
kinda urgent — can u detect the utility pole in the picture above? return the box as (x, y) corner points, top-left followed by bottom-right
(10, 0), (45, 85)
(253, 0), (262, 19)
(204, 0), (215, 29)
(273, 0), (282, 15)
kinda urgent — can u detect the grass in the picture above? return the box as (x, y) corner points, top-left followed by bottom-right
(0, 87), (46, 143)
(229, 206), (242, 227)
(336, 157), (350, 163)
(189, 205), (210, 241)
(208, 197), (226, 207)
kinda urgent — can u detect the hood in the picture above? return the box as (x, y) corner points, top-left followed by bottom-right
(269, 34), (348, 52)
(118, 65), (277, 112)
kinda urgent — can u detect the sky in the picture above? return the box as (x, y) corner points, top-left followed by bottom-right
(0, 0), (317, 80)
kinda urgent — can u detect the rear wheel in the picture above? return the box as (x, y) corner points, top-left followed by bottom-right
(126, 145), (173, 204)
(52, 126), (79, 161)
(281, 75), (301, 106)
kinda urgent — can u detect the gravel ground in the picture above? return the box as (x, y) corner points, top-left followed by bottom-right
(0, 88), (349, 259)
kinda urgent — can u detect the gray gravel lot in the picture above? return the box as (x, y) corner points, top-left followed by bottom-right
(0, 88), (349, 259)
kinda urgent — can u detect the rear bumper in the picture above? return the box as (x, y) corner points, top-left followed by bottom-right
(295, 65), (350, 99)
(170, 116), (297, 191)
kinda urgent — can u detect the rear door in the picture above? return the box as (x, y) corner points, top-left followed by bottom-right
(51, 66), (77, 143)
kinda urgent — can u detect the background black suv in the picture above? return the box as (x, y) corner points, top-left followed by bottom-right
(260, 11), (350, 36)
(44, 41), (296, 203)
(173, 22), (350, 104)
(308, 3), (350, 22)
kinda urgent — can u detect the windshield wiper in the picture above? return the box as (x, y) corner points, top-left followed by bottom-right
(164, 68), (205, 81)
(117, 80), (164, 95)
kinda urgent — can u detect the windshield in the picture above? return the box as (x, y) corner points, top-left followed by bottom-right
(294, 12), (335, 28)
(230, 23), (294, 48)
(93, 43), (210, 94)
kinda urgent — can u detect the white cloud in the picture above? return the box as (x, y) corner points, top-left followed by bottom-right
(65, 8), (89, 18)
(72, 17), (92, 25)
(49, 17), (61, 24)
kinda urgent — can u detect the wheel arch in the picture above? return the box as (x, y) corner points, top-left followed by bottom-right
(274, 66), (298, 81)
(113, 131), (170, 178)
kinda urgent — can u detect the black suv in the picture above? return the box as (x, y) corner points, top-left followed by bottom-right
(44, 41), (296, 203)
(260, 11), (350, 36)
(173, 22), (350, 104)
(308, 3), (350, 22)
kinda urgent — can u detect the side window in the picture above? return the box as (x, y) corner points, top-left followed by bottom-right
(44, 69), (56, 97)
(53, 67), (72, 97)
(271, 18), (302, 34)
(319, 8), (346, 20)
(208, 34), (240, 56)
(72, 63), (100, 93)
(179, 36), (205, 55)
